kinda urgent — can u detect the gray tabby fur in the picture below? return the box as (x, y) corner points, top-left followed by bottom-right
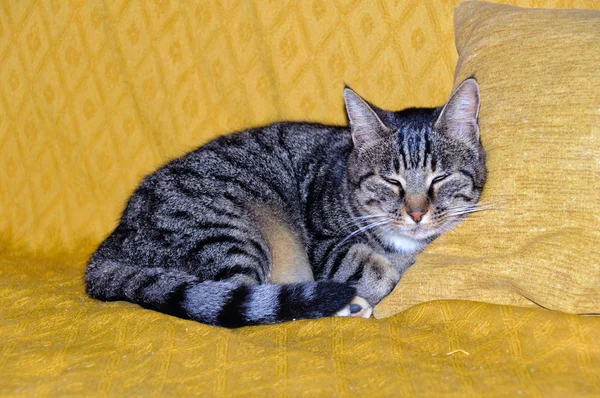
(85, 78), (486, 328)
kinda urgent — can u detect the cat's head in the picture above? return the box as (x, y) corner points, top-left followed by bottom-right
(344, 78), (487, 253)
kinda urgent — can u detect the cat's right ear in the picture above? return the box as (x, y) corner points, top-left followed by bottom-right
(344, 87), (389, 150)
(434, 78), (481, 143)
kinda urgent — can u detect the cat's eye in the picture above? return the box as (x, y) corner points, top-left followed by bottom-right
(431, 174), (450, 184)
(383, 177), (403, 189)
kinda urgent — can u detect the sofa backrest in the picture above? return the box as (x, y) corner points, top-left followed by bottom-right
(1, 0), (597, 263)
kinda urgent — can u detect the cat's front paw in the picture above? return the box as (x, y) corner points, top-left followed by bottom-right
(335, 296), (372, 318)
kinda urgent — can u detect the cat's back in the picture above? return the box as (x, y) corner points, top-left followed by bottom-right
(122, 122), (350, 226)
(187, 121), (350, 173)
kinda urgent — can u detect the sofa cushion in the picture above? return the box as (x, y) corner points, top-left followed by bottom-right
(3, 258), (600, 396)
(376, 1), (600, 318)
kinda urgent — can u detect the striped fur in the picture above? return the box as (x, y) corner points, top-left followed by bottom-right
(85, 78), (486, 328)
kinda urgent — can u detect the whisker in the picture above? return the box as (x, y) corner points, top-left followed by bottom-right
(322, 219), (391, 267)
(445, 204), (494, 212)
(338, 220), (390, 247)
(445, 210), (488, 217)
(443, 201), (503, 215)
(335, 214), (390, 233)
(435, 200), (505, 224)
(342, 213), (390, 222)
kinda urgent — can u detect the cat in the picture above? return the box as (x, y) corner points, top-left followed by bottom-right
(85, 78), (486, 328)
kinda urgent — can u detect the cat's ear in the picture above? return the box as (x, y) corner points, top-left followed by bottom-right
(434, 78), (480, 143)
(344, 87), (389, 150)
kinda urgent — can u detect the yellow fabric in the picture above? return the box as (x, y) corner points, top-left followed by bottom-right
(1, 0), (600, 396)
(3, 257), (600, 396)
(377, 1), (600, 318)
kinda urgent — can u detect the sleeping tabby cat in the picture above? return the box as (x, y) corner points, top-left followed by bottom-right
(85, 78), (486, 328)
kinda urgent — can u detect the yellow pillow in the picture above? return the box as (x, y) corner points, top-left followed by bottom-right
(375, 1), (600, 318)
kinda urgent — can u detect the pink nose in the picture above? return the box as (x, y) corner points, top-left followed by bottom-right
(408, 210), (425, 223)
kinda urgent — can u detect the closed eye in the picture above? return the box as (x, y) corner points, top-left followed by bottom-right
(428, 174), (450, 197)
(383, 177), (404, 190)
(431, 174), (450, 184)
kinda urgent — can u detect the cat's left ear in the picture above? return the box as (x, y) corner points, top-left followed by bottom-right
(344, 87), (390, 150)
(434, 78), (481, 143)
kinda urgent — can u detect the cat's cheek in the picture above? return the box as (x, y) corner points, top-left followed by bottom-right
(358, 183), (385, 206)
(434, 185), (456, 204)
(360, 198), (383, 214)
(362, 180), (381, 193)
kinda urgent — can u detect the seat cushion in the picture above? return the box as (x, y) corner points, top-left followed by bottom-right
(2, 257), (600, 395)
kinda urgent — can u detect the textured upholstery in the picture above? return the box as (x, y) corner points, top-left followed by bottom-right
(1, 0), (599, 396)
(3, 258), (600, 395)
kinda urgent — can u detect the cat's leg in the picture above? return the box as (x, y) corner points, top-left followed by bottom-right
(173, 203), (274, 288)
(327, 243), (401, 318)
(255, 210), (314, 285)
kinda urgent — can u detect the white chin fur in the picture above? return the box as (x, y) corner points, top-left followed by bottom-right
(383, 234), (425, 254)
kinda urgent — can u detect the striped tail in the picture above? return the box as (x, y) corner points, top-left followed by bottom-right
(85, 261), (356, 328)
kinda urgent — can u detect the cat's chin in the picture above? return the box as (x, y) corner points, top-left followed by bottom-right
(380, 232), (427, 254)
(378, 224), (445, 254)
